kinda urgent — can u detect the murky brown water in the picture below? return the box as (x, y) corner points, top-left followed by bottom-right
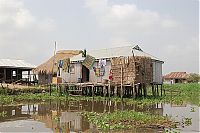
(0, 99), (199, 133)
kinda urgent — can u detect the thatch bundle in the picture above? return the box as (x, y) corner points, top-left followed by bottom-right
(34, 50), (81, 74)
(111, 56), (153, 85)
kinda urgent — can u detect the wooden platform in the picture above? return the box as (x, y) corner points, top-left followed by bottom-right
(50, 82), (163, 98)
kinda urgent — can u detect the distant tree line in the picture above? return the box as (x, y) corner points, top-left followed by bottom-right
(187, 73), (200, 83)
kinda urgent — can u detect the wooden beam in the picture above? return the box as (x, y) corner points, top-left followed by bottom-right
(120, 66), (123, 99)
(3, 68), (6, 82)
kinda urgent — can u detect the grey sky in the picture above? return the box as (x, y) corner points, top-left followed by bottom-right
(0, 0), (199, 74)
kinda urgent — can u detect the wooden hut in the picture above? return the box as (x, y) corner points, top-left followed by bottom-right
(0, 59), (36, 83)
(34, 50), (81, 85)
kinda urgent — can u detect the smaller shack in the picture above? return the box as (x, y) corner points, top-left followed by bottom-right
(34, 50), (81, 85)
(163, 72), (188, 84)
(0, 59), (36, 83)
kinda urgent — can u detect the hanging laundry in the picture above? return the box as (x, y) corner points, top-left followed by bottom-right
(59, 60), (64, 68)
(95, 68), (100, 77)
(98, 59), (106, 67)
(82, 55), (95, 69)
(100, 66), (105, 76)
(63, 58), (70, 72)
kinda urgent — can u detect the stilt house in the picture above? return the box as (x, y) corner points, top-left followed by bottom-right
(61, 45), (164, 86)
(0, 59), (36, 83)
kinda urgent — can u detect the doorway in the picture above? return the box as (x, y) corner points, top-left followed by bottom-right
(82, 65), (89, 82)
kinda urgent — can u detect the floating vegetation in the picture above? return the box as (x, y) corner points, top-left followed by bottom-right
(183, 117), (192, 127)
(82, 110), (175, 131)
(0, 111), (7, 118)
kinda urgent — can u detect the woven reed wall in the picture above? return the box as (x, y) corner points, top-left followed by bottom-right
(111, 56), (153, 85)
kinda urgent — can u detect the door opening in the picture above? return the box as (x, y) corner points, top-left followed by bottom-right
(82, 65), (89, 82)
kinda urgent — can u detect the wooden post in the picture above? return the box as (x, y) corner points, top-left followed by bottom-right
(157, 85), (159, 96)
(103, 85), (106, 97)
(114, 86), (117, 97)
(161, 84), (163, 96)
(92, 85), (94, 98)
(152, 84), (154, 96)
(143, 83), (147, 97)
(59, 84), (61, 96)
(120, 66), (123, 99)
(28, 70), (30, 83)
(133, 85), (135, 98)
(108, 81), (111, 99)
(3, 68), (6, 82)
(49, 84), (52, 96)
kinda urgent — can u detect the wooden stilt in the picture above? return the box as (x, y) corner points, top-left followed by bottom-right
(143, 83), (147, 97)
(92, 86), (94, 97)
(114, 86), (117, 97)
(103, 85), (106, 97)
(157, 85), (159, 96)
(49, 84), (52, 96)
(133, 85), (135, 98)
(152, 84), (154, 96)
(108, 81), (111, 99)
(120, 66), (123, 99)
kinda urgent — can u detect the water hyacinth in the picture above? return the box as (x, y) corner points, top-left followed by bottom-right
(82, 110), (174, 131)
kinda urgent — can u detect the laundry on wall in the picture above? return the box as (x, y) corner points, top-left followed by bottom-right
(62, 58), (70, 72)
(93, 59), (106, 77)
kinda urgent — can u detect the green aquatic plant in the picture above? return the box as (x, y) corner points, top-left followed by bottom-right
(82, 110), (174, 131)
(0, 111), (7, 117)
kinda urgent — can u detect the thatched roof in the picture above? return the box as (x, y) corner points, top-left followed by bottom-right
(34, 50), (81, 74)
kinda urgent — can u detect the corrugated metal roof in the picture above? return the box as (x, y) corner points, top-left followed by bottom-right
(71, 46), (162, 62)
(0, 59), (36, 69)
(163, 72), (188, 79)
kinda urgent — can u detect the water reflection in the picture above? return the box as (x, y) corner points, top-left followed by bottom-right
(0, 100), (199, 132)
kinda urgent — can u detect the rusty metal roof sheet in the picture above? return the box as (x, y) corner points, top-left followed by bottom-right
(163, 72), (188, 79)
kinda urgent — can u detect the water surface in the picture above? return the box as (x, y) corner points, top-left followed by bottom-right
(0, 100), (199, 132)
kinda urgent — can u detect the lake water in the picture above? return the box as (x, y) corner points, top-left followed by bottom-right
(0, 99), (199, 132)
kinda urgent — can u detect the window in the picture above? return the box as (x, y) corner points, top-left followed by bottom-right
(12, 70), (16, 76)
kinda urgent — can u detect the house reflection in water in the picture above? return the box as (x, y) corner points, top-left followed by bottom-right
(0, 104), (38, 122)
(0, 100), (164, 132)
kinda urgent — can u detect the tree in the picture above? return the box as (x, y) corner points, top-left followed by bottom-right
(187, 73), (200, 83)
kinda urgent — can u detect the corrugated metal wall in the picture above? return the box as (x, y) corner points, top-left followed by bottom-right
(63, 60), (163, 84)
(89, 61), (111, 83)
(62, 63), (81, 83)
(152, 61), (163, 84)
(62, 61), (111, 83)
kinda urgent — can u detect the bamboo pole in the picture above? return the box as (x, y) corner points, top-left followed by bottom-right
(120, 66), (123, 99)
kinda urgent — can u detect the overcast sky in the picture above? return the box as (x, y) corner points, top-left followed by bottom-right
(0, 0), (199, 74)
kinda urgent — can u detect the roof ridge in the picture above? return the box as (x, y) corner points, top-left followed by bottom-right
(88, 45), (134, 52)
